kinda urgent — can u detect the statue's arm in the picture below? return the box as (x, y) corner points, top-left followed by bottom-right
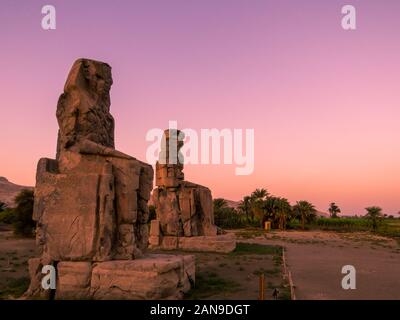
(76, 139), (134, 160)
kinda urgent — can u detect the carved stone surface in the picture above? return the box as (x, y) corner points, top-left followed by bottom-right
(152, 130), (218, 238)
(32, 59), (153, 263)
(56, 261), (92, 299)
(150, 234), (236, 253)
(53, 255), (195, 300)
(90, 254), (195, 300)
(150, 130), (236, 253)
(26, 59), (194, 300)
(152, 182), (218, 237)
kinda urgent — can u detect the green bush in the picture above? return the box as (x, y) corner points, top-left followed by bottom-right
(12, 189), (35, 237)
(310, 217), (371, 231)
(0, 277), (30, 299)
(0, 208), (16, 224)
(214, 206), (247, 229)
(213, 198), (261, 229)
(377, 219), (400, 238)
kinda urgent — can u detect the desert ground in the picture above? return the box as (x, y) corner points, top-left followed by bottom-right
(0, 225), (288, 300)
(234, 229), (400, 300)
(151, 244), (290, 300)
(0, 227), (39, 299)
(1, 225), (399, 300)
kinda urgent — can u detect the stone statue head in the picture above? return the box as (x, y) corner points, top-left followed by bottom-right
(64, 58), (113, 108)
(56, 58), (115, 158)
(159, 129), (185, 166)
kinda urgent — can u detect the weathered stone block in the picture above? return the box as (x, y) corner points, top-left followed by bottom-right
(37, 172), (107, 261)
(178, 234), (236, 253)
(152, 183), (218, 238)
(148, 235), (160, 247)
(160, 236), (179, 250)
(150, 220), (160, 237)
(23, 258), (50, 299)
(56, 262), (92, 300)
(182, 255), (196, 292)
(90, 255), (195, 300)
(151, 234), (236, 253)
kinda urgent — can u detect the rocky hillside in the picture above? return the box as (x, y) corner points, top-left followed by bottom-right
(0, 177), (33, 208)
(224, 199), (241, 209)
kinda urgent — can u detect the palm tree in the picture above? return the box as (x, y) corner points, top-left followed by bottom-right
(238, 196), (251, 220)
(213, 198), (228, 211)
(293, 201), (317, 230)
(249, 189), (269, 224)
(365, 206), (383, 231)
(328, 202), (341, 218)
(274, 198), (292, 230)
(261, 196), (289, 229)
(263, 196), (279, 223)
(251, 188), (268, 200)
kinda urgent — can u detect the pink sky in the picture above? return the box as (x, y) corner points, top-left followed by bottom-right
(0, 0), (399, 215)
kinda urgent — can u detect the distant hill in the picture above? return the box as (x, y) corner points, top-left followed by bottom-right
(0, 177), (33, 208)
(316, 210), (330, 218)
(224, 199), (241, 209)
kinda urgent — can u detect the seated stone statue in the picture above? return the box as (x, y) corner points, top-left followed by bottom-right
(56, 59), (132, 163)
(33, 59), (153, 264)
(26, 59), (195, 300)
(152, 129), (218, 237)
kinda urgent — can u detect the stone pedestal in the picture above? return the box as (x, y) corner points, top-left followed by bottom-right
(90, 254), (195, 300)
(149, 220), (236, 253)
(26, 254), (195, 300)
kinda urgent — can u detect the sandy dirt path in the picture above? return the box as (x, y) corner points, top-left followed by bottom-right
(235, 230), (400, 300)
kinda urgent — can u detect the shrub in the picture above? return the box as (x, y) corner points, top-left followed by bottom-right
(0, 277), (30, 299)
(0, 208), (16, 224)
(12, 189), (35, 237)
(286, 219), (304, 230)
(310, 217), (371, 231)
(214, 206), (247, 229)
(365, 206), (383, 231)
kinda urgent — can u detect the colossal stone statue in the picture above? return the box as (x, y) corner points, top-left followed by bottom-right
(26, 59), (194, 300)
(153, 129), (217, 237)
(33, 59), (152, 263)
(150, 129), (236, 253)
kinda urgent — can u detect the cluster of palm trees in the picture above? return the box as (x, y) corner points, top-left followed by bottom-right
(328, 202), (384, 230)
(237, 188), (317, 230)
(215, 188), (390, 233)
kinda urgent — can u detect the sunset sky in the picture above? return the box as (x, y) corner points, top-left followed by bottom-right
(0, 0), (399, 215)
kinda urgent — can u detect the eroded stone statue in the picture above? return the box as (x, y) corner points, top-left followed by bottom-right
(153, 129), (217, 237)
(33, 59), (152, 263)
(150, 129), (236, 253)
(25, 59), (194, 300)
